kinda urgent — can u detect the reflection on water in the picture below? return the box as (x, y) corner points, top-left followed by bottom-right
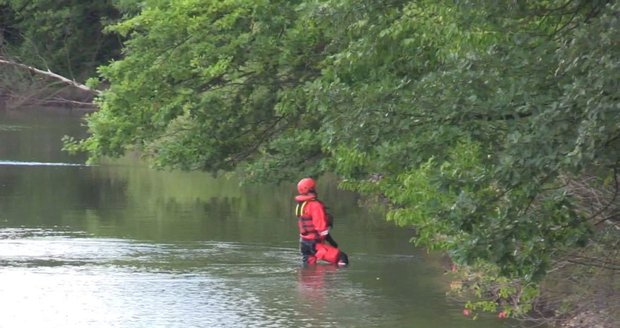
(0, 228), (296, 328)
(0, 228), (514, 328)
(0, 228), (375, 328)
(0, 108), (517, 328)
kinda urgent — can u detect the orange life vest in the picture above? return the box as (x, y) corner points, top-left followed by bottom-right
(296, 200), (318, 239)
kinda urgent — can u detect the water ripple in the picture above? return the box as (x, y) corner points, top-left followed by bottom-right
(0, 160), (87, 166)
(0, 228), (413, 328)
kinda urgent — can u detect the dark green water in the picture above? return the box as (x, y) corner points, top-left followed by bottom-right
(0, 108), (517, 327)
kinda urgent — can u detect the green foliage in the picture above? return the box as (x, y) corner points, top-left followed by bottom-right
(67, 0), (619, 317)
(70, 0), (331, 179)
(449, 261), (540, 317)
(0, 0), (123, 80)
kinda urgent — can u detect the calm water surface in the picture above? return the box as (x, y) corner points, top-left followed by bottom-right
(0, 108), (517, 327)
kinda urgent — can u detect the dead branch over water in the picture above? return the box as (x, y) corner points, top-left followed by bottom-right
(0, 56), (99, 110)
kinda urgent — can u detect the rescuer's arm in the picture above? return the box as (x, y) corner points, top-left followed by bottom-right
(308, 201), (329, 238)
(324, 233), (338, 248)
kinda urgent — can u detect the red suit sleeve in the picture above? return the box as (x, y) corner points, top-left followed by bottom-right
(306, 200), (329, 235)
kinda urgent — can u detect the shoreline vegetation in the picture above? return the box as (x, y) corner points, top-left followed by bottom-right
(1, 1), (617, 327)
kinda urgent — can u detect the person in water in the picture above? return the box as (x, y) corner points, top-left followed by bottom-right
(295, 177), (349, 266)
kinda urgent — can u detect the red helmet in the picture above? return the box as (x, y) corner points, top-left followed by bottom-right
(297, 178), (316, 194)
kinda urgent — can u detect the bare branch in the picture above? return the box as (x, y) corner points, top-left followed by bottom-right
(0, 56), (100, 96)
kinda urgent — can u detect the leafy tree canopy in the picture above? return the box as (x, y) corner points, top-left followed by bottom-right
(67, 0), (619, 311)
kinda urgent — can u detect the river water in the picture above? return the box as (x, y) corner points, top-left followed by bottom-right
(0, 108), (517, 327)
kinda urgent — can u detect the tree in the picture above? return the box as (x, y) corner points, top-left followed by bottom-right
(67, 0), (332, 178)
(68, 0), (619, 321)
(0, 0), (124, 81)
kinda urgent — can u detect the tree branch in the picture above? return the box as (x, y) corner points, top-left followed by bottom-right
(0, 56), (101, 96)
(593, 166), (619, 226)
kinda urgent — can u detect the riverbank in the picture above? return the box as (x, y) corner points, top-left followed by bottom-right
(0, 90), (97, 112)
(559, 310), (615, 328)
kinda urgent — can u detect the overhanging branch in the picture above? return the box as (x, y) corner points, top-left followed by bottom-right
(0, 56), (101, 96)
